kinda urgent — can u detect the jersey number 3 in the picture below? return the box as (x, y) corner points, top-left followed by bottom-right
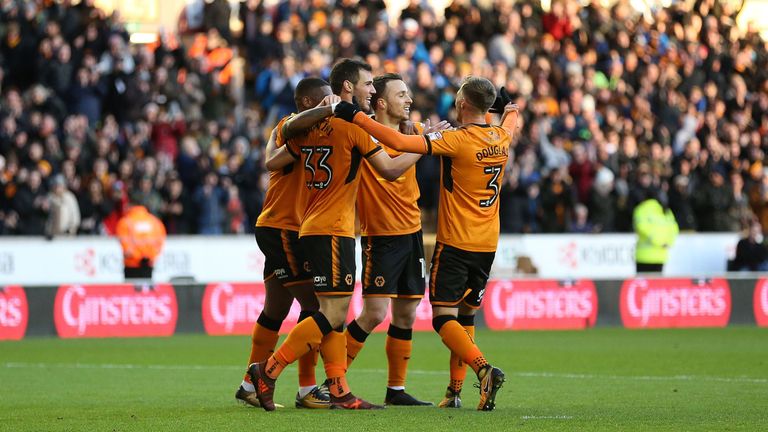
(301, 146), (333, 189)
(479, 165), (502, 208)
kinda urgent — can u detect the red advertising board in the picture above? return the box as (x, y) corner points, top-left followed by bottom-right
(755, 279), (768, 327)
(0, 286), (28, 341)
(620, 278), (731, 329)
(203, 282), (302, 335)
(203, 282), (433, 336)
(54, 284), (177, 338)
(483, 279), (598, 330)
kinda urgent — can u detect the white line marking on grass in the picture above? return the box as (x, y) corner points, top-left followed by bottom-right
(2, 362), (242, 371)
(521, 415), (573, 420)
(512, 371), (768, 385)
(2, 363), (766, 385)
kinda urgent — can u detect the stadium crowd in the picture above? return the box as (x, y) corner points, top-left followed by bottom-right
(1, 0), (767, 237)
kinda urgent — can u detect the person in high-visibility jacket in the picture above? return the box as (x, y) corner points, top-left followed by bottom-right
(633, 191), (679, 273)
(116, 195), (167, 280)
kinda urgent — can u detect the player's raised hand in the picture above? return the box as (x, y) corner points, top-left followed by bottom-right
(504, 103), (520, 114)
(489, 87), (513, 114)
(334, 99), (362, 122)
(400, 120), (416, 135)
(423, 119), (451, 135)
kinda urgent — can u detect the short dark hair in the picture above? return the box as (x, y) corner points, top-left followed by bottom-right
(371, 73), (404, 111)
(294, 77), (330, 109)
(329, 58), (372, 95)
(460, 76), (497, 113)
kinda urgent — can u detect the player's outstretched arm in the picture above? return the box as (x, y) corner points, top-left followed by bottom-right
(335, 101), (429, 154)
(265, 127), (297, 171)
(282, 95), (341, 140)
(366, 151), (422, 181)
(499, 103), (520, 136)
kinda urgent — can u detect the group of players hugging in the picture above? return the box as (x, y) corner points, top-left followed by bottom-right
(233, 58), (519, 412)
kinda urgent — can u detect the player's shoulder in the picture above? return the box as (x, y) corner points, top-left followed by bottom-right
(328, 117), (369, 139)
(460, 124), (511, 142)
(426, 126), (462, 141)
(277, 113), (296, 128)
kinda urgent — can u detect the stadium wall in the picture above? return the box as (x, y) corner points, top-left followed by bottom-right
(2, 277), (766, 340)
(0, 233), (739, 285)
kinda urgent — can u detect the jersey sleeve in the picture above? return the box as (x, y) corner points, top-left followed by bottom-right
(425, 129), (461, 157)
(351, 124), (383, 159)
(284, 136), (301, 159)
(274, 118), (286, 148)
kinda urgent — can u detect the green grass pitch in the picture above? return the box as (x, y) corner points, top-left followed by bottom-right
(1, 327), (767, 431)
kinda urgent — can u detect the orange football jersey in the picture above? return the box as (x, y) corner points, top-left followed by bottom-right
(357, 122), (423, 236)
(256, 115), (308, 231)
(287, 117), (382, 238)
(427, 124), (512, 252)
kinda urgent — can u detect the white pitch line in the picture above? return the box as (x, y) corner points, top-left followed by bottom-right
(512, 371), (768, 384)
(1, 362), (766, 384)
(521, 415), (574, 420)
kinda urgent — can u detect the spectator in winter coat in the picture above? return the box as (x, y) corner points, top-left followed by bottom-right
(193, 171), (229, 234)
(47, 174), (80, 236)
(12, 169), (49, 235)
(694, 166), (736, 232)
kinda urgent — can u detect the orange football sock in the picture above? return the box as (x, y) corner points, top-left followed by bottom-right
(320, 331), (350, 397)
(297, 348), (319, 387)
(438, 320), (488, 374)
(447, 316), (475, 392)
(297, 312), (319, 388)
(385, 325), (413, 388)
(243, 314), (281, 383)
(264, 315), (329, 380)
(344, 320), (369, 367)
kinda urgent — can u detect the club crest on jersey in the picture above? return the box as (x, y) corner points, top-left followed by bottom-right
(303, 261), (311, 272)
(374, 276), (386, 288)
(345, 274), (354, 286)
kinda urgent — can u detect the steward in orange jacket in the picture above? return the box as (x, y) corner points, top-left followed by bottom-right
(116, 202), (167, 280)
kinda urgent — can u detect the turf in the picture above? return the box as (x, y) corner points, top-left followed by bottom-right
(1, 327), (766, 431)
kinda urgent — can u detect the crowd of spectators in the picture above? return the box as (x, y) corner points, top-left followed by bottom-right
(1, 0), (767, 238)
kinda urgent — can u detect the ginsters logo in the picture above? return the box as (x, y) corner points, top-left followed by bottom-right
(54, 284), (177, 338)
(202, 283), (300, 335)
(754, 279), (768, 327)
(0, 286), (28, 340)
(620, 278), (730, 328)
(483, 279), (598, 330)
